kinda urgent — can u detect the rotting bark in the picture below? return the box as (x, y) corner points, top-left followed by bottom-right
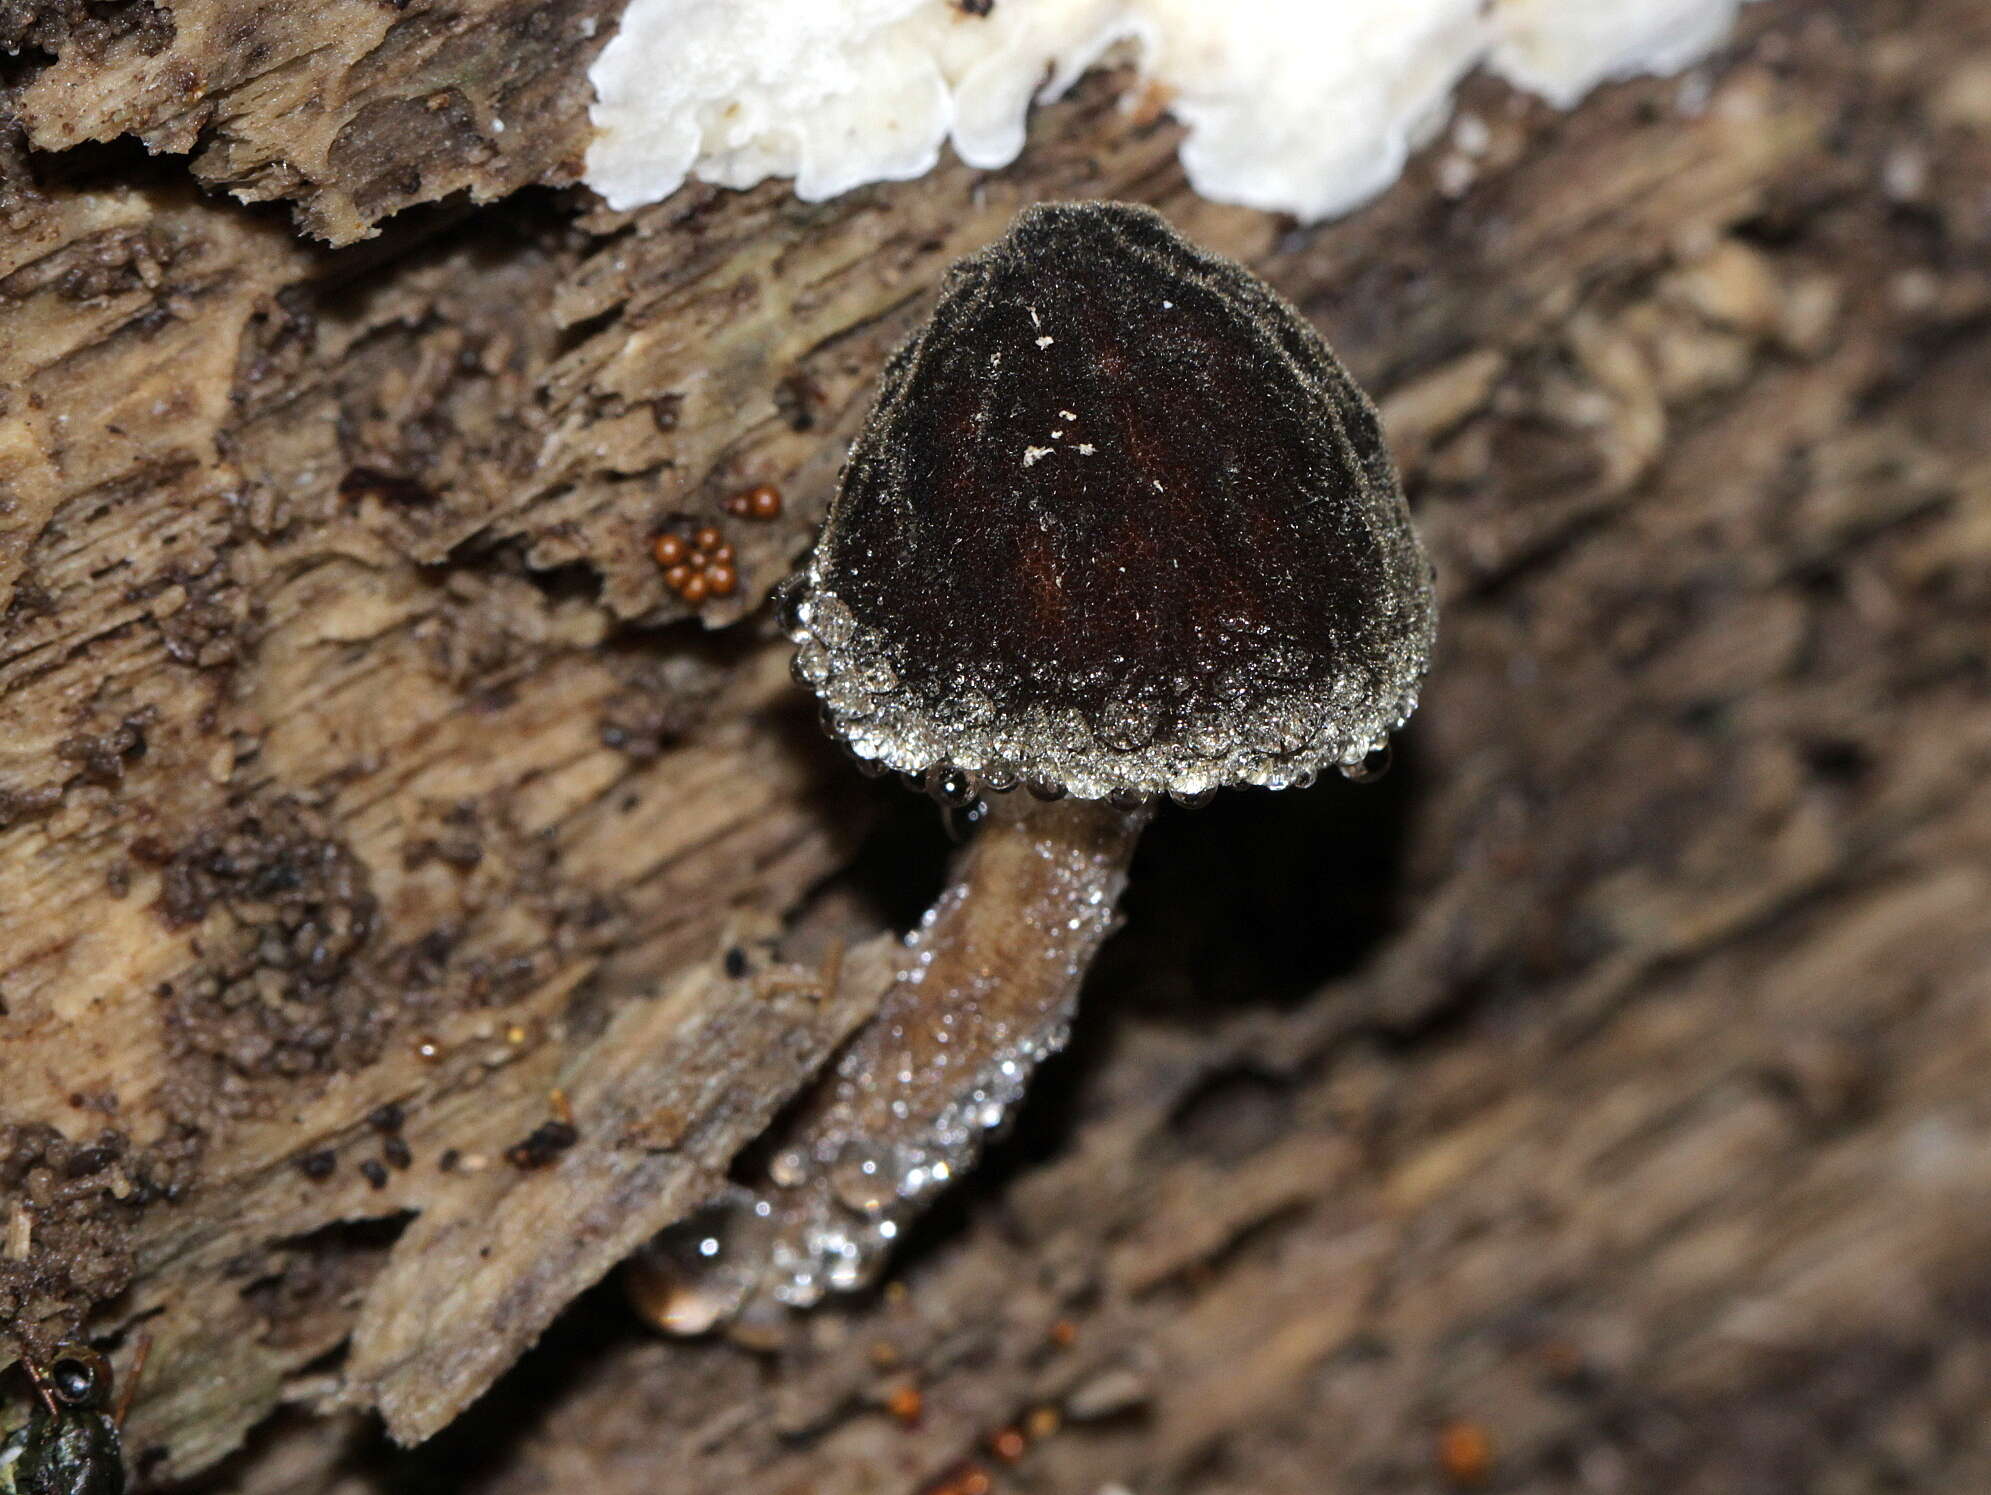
(2, 0), (1990, 1490)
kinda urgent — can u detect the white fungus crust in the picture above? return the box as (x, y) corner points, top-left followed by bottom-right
(1491, 0), (1761, 107)
(587, 0), (1763, 220)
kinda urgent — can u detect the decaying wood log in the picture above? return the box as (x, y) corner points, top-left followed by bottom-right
(3, 0), (1990, 1489)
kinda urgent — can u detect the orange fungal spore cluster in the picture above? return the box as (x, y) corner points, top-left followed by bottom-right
(653, 524), (738, 603)
(723, 482), (784, 520)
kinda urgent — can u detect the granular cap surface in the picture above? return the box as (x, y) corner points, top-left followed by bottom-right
(791, 201), (1436, 801)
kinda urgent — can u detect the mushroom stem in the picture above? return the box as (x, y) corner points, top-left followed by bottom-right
(756, 790), (1148, 1304)
(629, 794), (1147, 1327)
(796, 792), (1146, 1165)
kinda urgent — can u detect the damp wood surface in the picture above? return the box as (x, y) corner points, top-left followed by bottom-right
(3, 0), (1990, 1490)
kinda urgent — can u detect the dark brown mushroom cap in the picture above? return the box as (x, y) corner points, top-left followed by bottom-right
(789, 201), (1436, 801)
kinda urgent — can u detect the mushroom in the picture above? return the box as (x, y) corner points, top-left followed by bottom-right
(632, 201), (1435, 1325)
